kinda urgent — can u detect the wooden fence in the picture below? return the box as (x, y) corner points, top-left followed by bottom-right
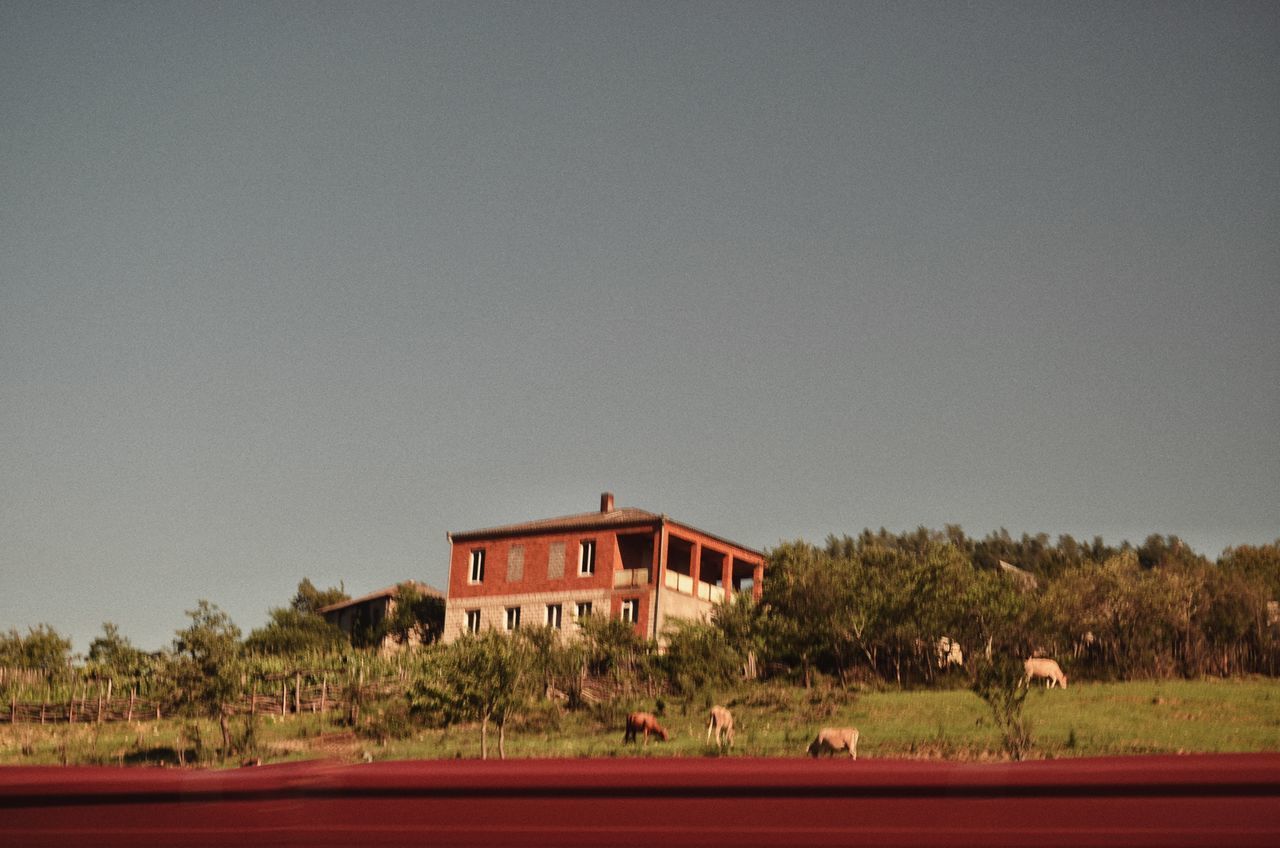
(1, 678), (396, 726)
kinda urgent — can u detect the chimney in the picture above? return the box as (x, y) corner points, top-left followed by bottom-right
(600, 492), (615, 513)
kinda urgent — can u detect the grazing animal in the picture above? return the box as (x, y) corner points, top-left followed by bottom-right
(1024, 657), (1068, 689)
(936, 636), (964, 669)
(706, 705), (735, 749)
(623, 711), (669, 745)
(807, 727), (859, 759)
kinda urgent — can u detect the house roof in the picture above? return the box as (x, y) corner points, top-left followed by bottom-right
(317, 580), (444, 615)
(448, 505), (765, 558)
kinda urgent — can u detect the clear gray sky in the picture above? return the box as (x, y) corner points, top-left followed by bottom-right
(2, 1), (1277, 652)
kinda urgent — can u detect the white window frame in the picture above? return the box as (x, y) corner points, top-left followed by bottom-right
(620, 598), (638, 624)
(574, 601), (592, 622)
(465, 609), (481, 634)
(578, 539), (596, 576)
(504, 606), (521, 631)
(545, 603), (562, 629)
(468, 549), (485, 583)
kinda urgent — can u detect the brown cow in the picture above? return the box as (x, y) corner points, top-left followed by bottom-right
(1024, 657), (1068, 689)
(807, 727), (859, 759)
(706, 705), (734, 749)
(623, 711), (669, 745)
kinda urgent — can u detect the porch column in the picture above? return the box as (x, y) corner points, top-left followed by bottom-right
(753, 561), (764, 601)
(689, 540), (701, 590)
(652, 527), (664, 585)
(721, 556), (733, 597)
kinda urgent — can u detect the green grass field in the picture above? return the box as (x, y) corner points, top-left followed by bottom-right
(2, 677), (1277, 766)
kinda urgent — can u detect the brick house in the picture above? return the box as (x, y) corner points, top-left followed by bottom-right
(318, 580), (445, 653)
(442, 493), (765, 643)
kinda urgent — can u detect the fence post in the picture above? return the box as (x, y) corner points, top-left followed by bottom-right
(282, 681), (288, 716)
(126, 689), (135, 723)
(294, 672), (301, 716)
(320, 674), (327, 716)
(251, 680), (258, 717)
(9, 696), (15, 725)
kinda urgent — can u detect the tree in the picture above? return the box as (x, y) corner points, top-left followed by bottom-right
(575, 613), (658, 692)
(410, 630), (534, 759)
(245, 607), (348, 655)
(379, 583), (445, 648)
(87, 622), (149, 679)
(0, 624), (72, 676)
(762, 540), (865, 686)
(245, 579), (349, 655)
(662, 619), (741, 697)
(291, 578), (349, 615)
(173, 601), (242, 757)
(711, 593), (770, 678)
(971, 655), (1033, 760)
(1219, 541), (1280, 599)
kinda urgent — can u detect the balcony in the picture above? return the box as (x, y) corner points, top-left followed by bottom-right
(664, 570), (725, 603)
(614, 568), (650, 588)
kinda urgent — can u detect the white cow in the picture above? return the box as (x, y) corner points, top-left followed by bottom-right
(1024, 657), (1068, 689)
(936, 636), (964, 669)
(706, 705), (734, 749)
(807, 727), (859, 759)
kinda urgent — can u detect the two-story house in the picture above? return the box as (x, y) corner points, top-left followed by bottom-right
(442, 493), (765, 643)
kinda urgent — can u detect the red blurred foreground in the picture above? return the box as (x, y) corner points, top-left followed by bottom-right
(3, 754), (1278, 847)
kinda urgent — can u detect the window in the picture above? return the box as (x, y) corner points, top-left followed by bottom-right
(579, 540), (596, 576)
(465, 609), (481, 634)
(468, 549), (486, 583)
(504, 606), (521, 631)
(574, 601), (592, 622)
(620, 598), (638, 624)
(545, 603), (562, 629)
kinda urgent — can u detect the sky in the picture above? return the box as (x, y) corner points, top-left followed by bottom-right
(2, 1), (1277, 653)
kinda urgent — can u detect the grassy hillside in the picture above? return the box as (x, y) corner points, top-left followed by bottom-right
(2, 677), (1276, 766)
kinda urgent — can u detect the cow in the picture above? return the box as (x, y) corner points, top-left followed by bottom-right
(623, 711), (669, 745)
(936, 636), (964, 669)
(706, 705), (734, 749)
(1024, 657), (1068, 689)
(807, 727), (859, 759)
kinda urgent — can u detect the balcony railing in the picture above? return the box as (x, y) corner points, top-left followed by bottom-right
(664, 571), (725, 603)
(614, 568), (650, 588)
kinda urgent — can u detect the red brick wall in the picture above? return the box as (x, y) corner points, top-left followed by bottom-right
(449, 530), (626, 600)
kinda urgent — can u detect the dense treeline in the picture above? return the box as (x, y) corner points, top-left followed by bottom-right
(2, 530), (1277, 759)
(760, 531), (1279, 686)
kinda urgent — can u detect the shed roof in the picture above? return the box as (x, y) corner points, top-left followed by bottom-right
(317, 580), (444, 615)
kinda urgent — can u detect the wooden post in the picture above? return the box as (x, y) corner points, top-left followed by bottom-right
(294, 672), (301, 716)
(9, 696), (15, 725)
(126, 689), (135, 723)
(251, 680), (258, 716)
(69, 685), (77, 724)
(282, 681), (288, 716)
(320, 674), (327, 716)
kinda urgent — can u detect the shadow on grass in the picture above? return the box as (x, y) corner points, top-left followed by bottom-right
(123, 745), (197, 767)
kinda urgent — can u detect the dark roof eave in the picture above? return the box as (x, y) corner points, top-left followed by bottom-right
(449, 515), (663, 544)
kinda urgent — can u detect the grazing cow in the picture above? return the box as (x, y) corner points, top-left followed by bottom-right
(936, 636), (964, 669)
(807, 727), (859, 759)
(706, 705), (735, 749)
(1024, 657), (1068, 689)
(623, 711), (669, 745)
